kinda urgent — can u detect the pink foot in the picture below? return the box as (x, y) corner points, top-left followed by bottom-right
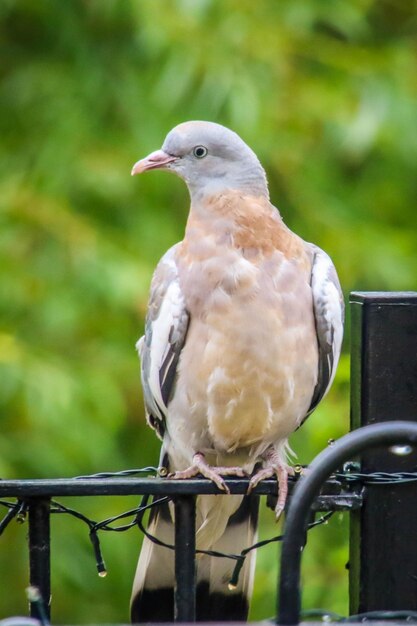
(168, 452), (247, 494)
(248, 447), (294, 519)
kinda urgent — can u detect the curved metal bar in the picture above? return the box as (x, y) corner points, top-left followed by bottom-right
(277, 421), (417, 625)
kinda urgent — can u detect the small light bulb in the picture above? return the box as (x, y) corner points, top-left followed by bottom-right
(389, 444), (413, 456)
(26, 586), (41, 602)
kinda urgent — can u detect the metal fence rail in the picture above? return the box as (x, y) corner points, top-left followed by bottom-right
(0, 474), (361, 622)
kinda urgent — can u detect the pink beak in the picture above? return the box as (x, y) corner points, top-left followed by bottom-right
(131, 150), (178, 176)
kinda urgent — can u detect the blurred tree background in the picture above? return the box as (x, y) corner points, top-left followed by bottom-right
(0, 0), (416, 621)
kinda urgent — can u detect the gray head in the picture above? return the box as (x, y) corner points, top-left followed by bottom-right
(132, 121), (269, 201)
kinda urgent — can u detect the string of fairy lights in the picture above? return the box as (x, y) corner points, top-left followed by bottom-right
(1, 465), (417, 624)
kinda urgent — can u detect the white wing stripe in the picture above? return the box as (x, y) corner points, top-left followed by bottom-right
(147, 281), (185, 414)
(307, 246), (344, 415)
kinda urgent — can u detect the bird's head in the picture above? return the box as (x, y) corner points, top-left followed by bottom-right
(131, 121), (269, 201)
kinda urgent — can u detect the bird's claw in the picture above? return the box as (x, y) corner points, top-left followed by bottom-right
(168, 452), (247, 494)
(248, 451), (295, 519)
(247, 466), (275, 493)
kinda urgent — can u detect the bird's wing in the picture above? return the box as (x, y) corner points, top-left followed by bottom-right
(305, 244), (344, 418)
(137, 243), (189, 439)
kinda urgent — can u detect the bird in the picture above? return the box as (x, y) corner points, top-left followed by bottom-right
(130, 121), (344, 622)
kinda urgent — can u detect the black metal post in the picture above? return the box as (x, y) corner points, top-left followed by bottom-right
(174, 495), (196, 622)
(277, 421), (417, 625)
(350, 292), (417, 613)
(28, 498), (51, 621)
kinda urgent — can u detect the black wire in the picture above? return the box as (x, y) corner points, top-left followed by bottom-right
(301, 608), (417, 622)
(50, 501), (96, 528)
(50, 496), (171, 574)
(134, 495), (176, 550)
(335, 471), (417, 485)
(75, 467), (159, 479)
(26, 586), (50, 626)
(0, 502), (21, 536)
(2, 465), (417, 589)
(343, 610), (417, 622)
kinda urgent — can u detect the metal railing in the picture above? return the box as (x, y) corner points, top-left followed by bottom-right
(0, 472), (361, 622)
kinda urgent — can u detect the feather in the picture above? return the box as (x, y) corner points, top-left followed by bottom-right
(305, 245), (344, 418)
(137, 244), (189, 439)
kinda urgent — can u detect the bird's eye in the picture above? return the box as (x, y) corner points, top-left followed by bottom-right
(193, 146), (208, 158)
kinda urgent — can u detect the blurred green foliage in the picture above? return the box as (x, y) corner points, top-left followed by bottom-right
(0, 0), (416, 621)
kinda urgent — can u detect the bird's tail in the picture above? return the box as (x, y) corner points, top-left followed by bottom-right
(130, 494), (259, 622)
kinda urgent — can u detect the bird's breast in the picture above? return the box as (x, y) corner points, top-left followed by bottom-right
(173, 244), (318, 455)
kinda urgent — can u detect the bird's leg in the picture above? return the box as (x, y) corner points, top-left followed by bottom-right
(248, 446), (295, 519)
(168, 452), (247, 494)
